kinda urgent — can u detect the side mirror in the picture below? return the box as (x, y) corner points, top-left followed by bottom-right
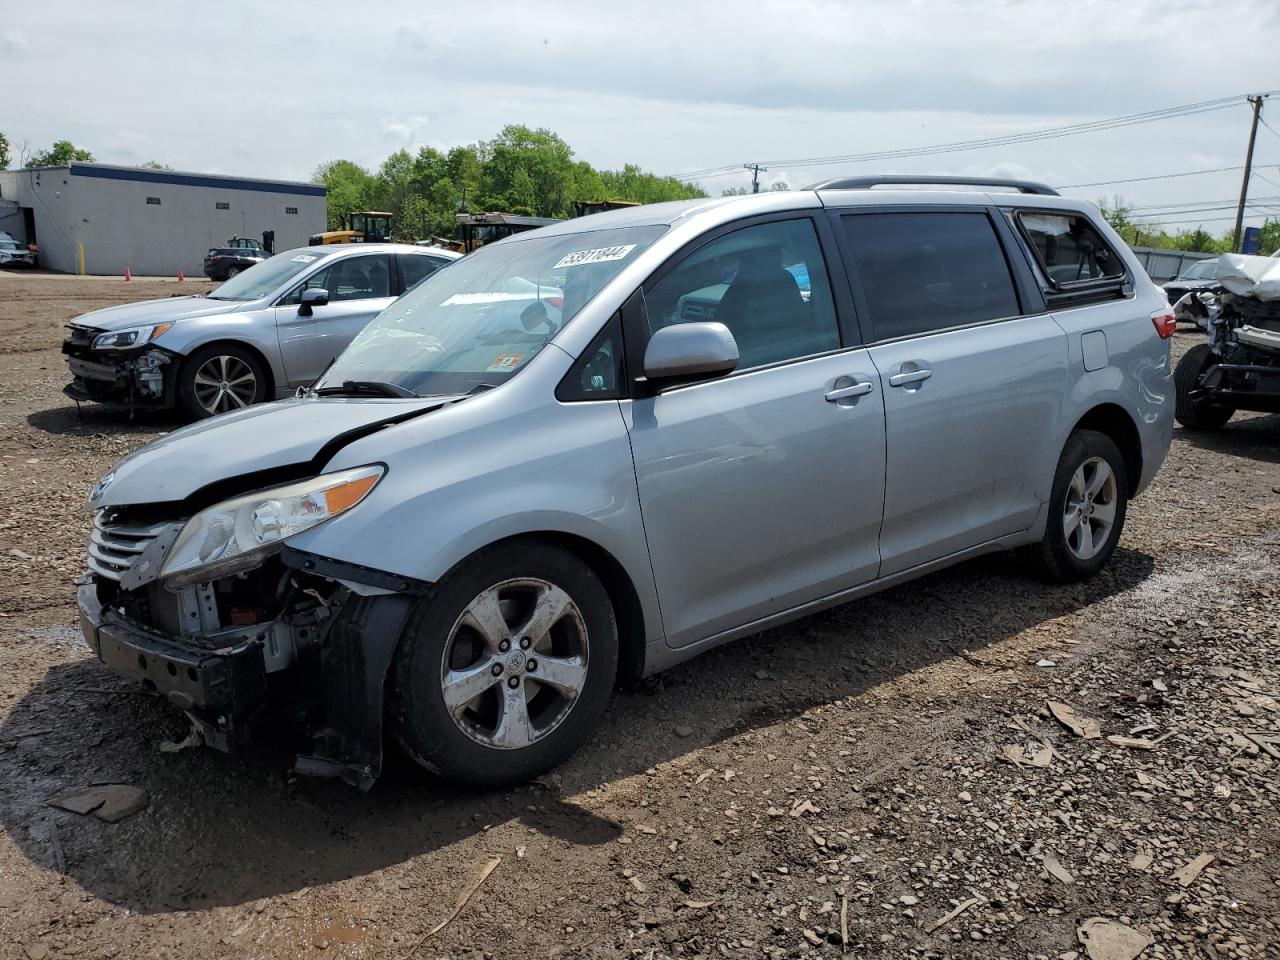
(643, 322), (739, 383)
(298, 288), (329, 316)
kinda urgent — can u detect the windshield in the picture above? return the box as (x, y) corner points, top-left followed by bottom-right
(209, 250), (326, 301)
(1179, 259), (1217, 280)
(320, 224), (665, 396)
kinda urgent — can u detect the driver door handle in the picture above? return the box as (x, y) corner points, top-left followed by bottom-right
(825, 379), (874, 402)
(888, 367), (933, 388)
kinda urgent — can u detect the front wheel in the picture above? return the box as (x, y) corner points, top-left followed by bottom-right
(1174, 343), (1234, 431)
(177, 343), (268, 419)
(1027, 429), (1129, 583)
(389, 543), (618, 786)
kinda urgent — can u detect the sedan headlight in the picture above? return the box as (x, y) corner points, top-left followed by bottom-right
(92, 323), (174, 350)
(160, 465), (384, 584)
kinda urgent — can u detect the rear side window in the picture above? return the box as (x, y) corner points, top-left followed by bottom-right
(842, 212), (1020, 340)
(1016, 211), (1126, 290)
(400, 253), (448, 291)
(642, 218), (841, 370)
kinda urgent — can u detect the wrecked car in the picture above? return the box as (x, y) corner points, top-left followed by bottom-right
(61, 243), (459, 419)
(77, 181), (1174, 789)
(1173, 252), (1280, 430)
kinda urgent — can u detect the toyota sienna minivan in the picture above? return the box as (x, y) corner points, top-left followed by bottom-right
(76, 177), (1174, 788)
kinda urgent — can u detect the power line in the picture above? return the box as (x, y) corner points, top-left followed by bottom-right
(1057, 166), (1243, 189)
(1259, 114), (1280, 143)
(673, 90), (1279, 184)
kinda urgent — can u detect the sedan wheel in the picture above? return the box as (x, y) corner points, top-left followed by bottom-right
(226, 266), (241, 279)
(442, 578), (589, 750)
(192, 354), (258, 414)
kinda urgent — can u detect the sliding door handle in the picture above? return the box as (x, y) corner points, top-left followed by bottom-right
(888, 367), (932, 388)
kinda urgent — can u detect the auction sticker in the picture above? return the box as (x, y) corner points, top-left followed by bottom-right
(553, 244), (637, 269)
(485, 353), (524, 373)
(290, 254), (318, 263)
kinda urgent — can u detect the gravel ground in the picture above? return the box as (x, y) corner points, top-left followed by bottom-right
(0, 270), (1277, 960)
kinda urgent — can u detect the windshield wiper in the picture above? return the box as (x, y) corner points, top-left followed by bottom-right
(466, 383), (498, 395)
(315, 380), (420, 399)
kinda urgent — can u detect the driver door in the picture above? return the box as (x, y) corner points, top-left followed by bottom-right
(274, 253), (396, 386)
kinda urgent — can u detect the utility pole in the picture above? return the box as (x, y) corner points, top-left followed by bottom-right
(744, 163), (768, 194)
(1232, 95), (1264, 253)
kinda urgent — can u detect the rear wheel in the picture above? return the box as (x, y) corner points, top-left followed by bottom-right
(1174, 343), (1234, 431)
(225, 265), (241, 279)
(1027, 429), (1128, 583)
(178, 343), (268, 419)
(389, 543), (618, 786)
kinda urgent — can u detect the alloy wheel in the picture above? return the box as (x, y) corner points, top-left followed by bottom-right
(440, 577), (589, 750)
(192, 355), (258, 414)
(1062, 456), (1118, 561)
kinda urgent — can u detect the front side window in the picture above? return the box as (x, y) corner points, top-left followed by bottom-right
(842, 212), (1020, 340)
(642, 218), (840, 370)
(321, 225), (665, 397)
(1017, 211), (1125, 288)
(283, 254), (391, 305)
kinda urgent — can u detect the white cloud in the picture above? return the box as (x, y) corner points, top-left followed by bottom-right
(3, 0), (1278, 226)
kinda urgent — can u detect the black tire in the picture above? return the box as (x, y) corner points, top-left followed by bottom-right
(225, 265), (241, 279)
(1027, 429), (1129, 583)
(389, 543), (618, 787)
(1174, 343), (1234, 431)
(177, 343), (269, 420)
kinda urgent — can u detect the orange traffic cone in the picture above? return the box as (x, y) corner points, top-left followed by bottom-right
(177, 269), (185, 282)
(124, 267), (131, 282)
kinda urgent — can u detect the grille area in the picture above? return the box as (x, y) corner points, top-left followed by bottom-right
(88, 513), (175, 582)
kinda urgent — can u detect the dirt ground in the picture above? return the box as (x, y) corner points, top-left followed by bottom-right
(0, 270), (1277, 960)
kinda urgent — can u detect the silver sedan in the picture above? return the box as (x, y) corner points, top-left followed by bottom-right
(61, 243), (460, 419)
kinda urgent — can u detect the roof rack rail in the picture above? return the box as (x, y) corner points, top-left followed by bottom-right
(806, 175), (1059, 196)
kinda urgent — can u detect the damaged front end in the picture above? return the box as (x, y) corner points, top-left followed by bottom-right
(62, 323), (176, 411)
(77, 466), (425, 790)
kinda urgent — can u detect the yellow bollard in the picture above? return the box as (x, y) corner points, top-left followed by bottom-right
(78, 243), (86, 276)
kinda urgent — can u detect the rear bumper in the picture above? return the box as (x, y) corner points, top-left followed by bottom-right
(77, 578), (267, 749)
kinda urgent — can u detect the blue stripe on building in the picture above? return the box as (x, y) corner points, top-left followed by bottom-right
(69, 164), (327, 198)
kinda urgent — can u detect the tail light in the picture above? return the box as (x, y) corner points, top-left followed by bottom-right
(545, 295), (564, 309)
(1151, 310), (1176, 339)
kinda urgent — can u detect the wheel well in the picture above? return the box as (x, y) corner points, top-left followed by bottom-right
(180, 340), (275, 398)
(462, 532), (649, 683)
(1072, 404), (1142, 496)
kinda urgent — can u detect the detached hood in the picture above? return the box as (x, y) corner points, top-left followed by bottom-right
(72, 295), (248, 332)
(93, 396), (455, 509)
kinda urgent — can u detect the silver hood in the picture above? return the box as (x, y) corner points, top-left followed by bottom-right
(71, 295), (249, 332)
(92, 396), (455, 509)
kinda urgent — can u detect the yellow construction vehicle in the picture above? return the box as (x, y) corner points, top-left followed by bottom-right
(309, 211), (395, 245)
(455, 212), (561, 253)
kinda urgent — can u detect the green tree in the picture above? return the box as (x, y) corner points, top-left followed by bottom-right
(140, 160), (172, 171)
(313, 159), (377, 229)
(0, 132), (10, 170)
(28, 140), (94, 167)
(482, 125), (576, 218)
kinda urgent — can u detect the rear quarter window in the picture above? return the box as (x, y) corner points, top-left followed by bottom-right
(1014, 210), (1129, 304)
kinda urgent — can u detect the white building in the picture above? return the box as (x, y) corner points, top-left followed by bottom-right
(0, 162), (327, 276)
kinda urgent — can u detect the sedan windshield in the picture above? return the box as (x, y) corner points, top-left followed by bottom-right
(1179, 259), (1217, 281)
(320, 224), (665, 396)
(208, 250), (327, 301)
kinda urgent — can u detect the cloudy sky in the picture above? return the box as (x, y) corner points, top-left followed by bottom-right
(5, 0), (1280, 231)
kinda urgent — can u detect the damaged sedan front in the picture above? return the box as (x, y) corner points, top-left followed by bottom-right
(62, 320), (179, 409)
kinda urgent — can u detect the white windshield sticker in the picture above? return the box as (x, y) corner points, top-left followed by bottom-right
(441, 292), (540, 306)
(290, 254), (318, 263)
(553, 244), (637, 269)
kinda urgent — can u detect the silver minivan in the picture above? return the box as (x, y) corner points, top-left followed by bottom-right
(76, 178), (1175, 788)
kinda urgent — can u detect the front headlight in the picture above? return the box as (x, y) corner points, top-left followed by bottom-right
(92, 323), (174, 350)
(160, 465), (384, 585)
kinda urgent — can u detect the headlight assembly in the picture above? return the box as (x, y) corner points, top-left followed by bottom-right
(92, 323), (174, 350)
(160, 465), (384, 585)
